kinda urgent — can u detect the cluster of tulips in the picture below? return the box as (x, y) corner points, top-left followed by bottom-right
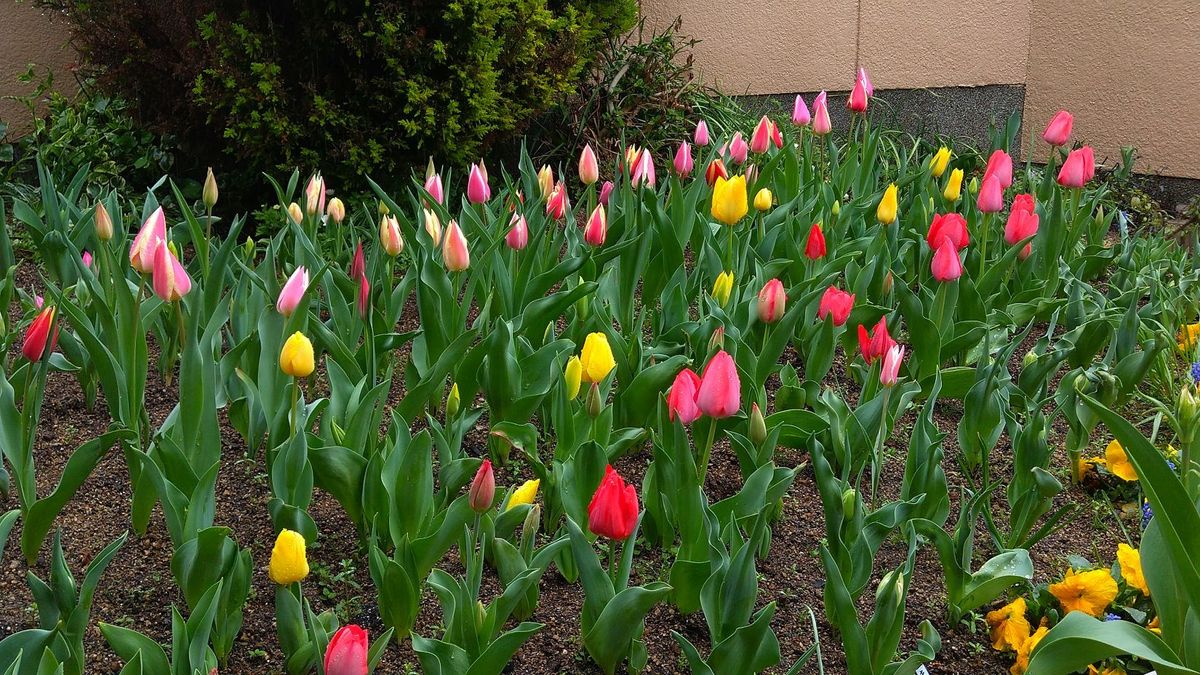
(0, 65), (1198, 675)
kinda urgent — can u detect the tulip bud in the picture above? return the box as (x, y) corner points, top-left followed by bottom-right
(467, 163), (491, 204)
(876, 184), (899, 225)
(749, 403), (767, 445)
(446, 383), (461, 419)
(881, 271), (894, 296)
(469, 459), (495, 512)
(694, 119), (710, 146)
(930, 147), (951, 178)
(757, 278), (786, 323)
(1179, 385), (1198, 429)
(673, 141), (693, 177)
(1023, 350), (1039, 369)
(357, 275), (370, 319)
(507, 478), (540, 512)
(584, 205), (607, 247)
(598, 181), (614, 206)
(574, 290), (590, 321)
(579, 144), (600, 185)
(564, 355), (583, 401)
(21, 306), (57, 361)
(968, 177), (979, 195)
(203, 167), (219, 210)
(831, 200), (841, 217)
(378, 201), (390, 215)
(380, 215), (404, 257)
(280, 331), (316, 378)
(326, 197), (345, 225)
(268, 529), (309, 585)
(324, 625), (368, 675)
(95, 202), (113, 241)
(304, 173), (326, 216)
(243, 237), (255, 259)
(754, 188), (773, 212)
(712, 270), (734, 307)
(585, 381), (603, 418)
(709, 326), (725, 352)
(442, 219), (470, 272)
(475, 600), (487, 632)
(537, 165), (554, 201)
(287, 202), (304, 224)
(840, 488), (857, 518)
(943, 168), (964, 202)
(521, 503), (542, 552)
(506, 213), (529, 251)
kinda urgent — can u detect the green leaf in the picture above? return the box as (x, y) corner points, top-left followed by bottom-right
(1026, 613), (1196, 675)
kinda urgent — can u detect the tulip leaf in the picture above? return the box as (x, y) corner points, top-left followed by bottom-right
(1026, 613), (1196, 675)
(582, 582), (672, 675)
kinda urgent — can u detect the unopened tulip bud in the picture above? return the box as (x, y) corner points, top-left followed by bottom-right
(585, 382), (603, 418)
(94, 202), (113, 241)
(537, 165), (554, 201)
(469, 459), (495, 513)
(712, 270), (734, 307)
(521, 503), (542, 551)
(749, 403), (767, 445)
(968, 177), (979, 195)
(1023, 350), (1039, 369)
(326, 197), (346, 225)
(831, 200), (841, 217)
(423, 208), (442, 245)
(442, 219), (470, 271)
(378, 201), (390, 215)
(287, 202), (303, 224)
(840, 488), (857, 517)
(243, 237), (255, 259)
(709, 326), (725, 352)
(943, 168), (964, 202)
(203, 167), (219, 210)
(882, 270), (894, 295)
(447, 383), (461, 419)
(304, 173), (325, 216)
(564, 356), (583, 400)
(575, 291), (590, 321)
(380, 215), (404, 257)
(1179, 386), (1198, 426)
(754, 188), (773, 212)
(579, 144), (600, 185)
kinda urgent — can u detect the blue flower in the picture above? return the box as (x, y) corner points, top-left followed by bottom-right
(1191, 362), (1200, 385)
(1104, 613), (1121, 622)
(1142, 501), (1154, 529)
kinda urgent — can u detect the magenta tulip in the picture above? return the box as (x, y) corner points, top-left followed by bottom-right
(276, 266), (309, 316)
(696, 350), (740, 418)
(324, 625), (368, 675)
(469, 459), (495, 513)
(817, 286), (855, 326)
(506, 213), (529, 251)
(927, 213), (969, 250)
(667, 368), (702, 425)
(466, 163), (491, 204)
(599, 181), (614, 206)
(424, 172), (444, 205)
(931, 236), (964, 282)
(983, 149), (1013, 189)
(847, 68), (870, 113)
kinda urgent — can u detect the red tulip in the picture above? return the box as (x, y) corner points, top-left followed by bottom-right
(705, 159), (729, 187)
(858, 317), (897, 364)
(1005, 207), (1039, 259)
(584, 205), (607, 247)
(931, 236), (964, 282)
(349, 242), (366, 282)
(357, 275), (370, 318)
(847, 70), (869, 113)
(983, 149), (1013, 189)
(1058, 146), (1095, 188)
(588, 465), (638, 540)
(324, 625), (368, 675)
(546, 181), (568, 220)
(817, 286), (855, 326)
(468, 459), (495, 513)
(696, 350), (740, 418)
(804, 223), (826, 259)
(667, 368), (702, 424)
(1012, 193), (1035, 216)
(927, 213), (969, 251)
(22, 306), (58, 361)
(976, 174), (1005, 213)
(1042, 110), (1073, 146)
(750, 116), (772, 154)
(757, 279), (786, 324)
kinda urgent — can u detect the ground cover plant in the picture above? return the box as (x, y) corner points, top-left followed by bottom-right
(0, 70), (1198, 675)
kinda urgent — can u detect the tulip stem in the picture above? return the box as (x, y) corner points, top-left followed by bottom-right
(607, 538), (617, 588)
(869, 386), (893, 510)
(977, 212), (991, 279)
(726, 223), (735, 272)
(289, 377), (300, 438)
(698, 416), (718, 484)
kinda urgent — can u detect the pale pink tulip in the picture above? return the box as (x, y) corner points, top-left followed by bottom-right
(130, 206), (167, 273)
(506, 213), (529, 250)
(694, 120), (710, 146)
(442, 219), (470, 271)
(880, 345), (904, 386)
(674, 141), (694, 176)
(152, 240), (192, 302)
(276, 266), (309, 316)
(466, 163), (491, 204)
(579, 144), (600, 185)
(812, 92), (832, 135)
(792, 95), (811, 126)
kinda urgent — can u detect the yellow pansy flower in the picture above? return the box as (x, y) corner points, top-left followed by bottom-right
(1049, 568), (1118, 617)
(1116, 543), (1149, 596)
(985, 597), (1031, 652)
(1011, 625), (1049, 675)
(1105, 439), (1137, 482)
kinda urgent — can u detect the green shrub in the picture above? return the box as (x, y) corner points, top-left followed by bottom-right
(41, 0), (636, 193)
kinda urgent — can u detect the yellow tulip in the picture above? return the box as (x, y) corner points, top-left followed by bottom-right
(268, 529), (309, 585)
(753, 188), (773, 212)
(506, 479), (540, 511)
(712, 271), (734, 307)
(876, 183), (898, 225)
(711, 175), (748, 226)
(280, 331), (315, 378)
(537, 165), (554, 201)
(578, 332), (616, 384)
(930, 146), (952, 177)
(564, 356), (583, 400)
(943, 168), (964, 202)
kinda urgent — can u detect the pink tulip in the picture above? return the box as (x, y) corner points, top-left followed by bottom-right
(584, 205), (607, 247)
(82, 250), (93, 269)
(599, 181), (614, 206)
(152, 240), (192, 302)
(631, 149), (656, 188)
(546, 182), (568, 220)
(1042, 110), (1073, 147)
(696, 350), (740, 418)
(579, 144), (600, 185)
(927, 213), (969, 250)
(757, 278), (786, 323)
(859, 67), (874, 95)
(880, 345), (904, 386)
(357, 275), (370, 318)
(728, 132), (749, 164)
(34, 295), (43, 309)
(674, 141), (694, 177)
(506, 213), (529, 251)
(666, 368), (702, 424)
(442, 219), (470, 271)
(1012, 193), (1035, 216)
(467, 163), (491, 204)
(1057, 146), (1095, 188)
(770, 120), (783, 149)
(130, 206), (167, 273)
(847, 69), (869, 113)
(817, 286), (855, 326)
(750, 116), (772, 154)
(1005, 202), (1039, 259)
(424, 173), (444, 205)
(931, 236), (964, 282)
(305, 173), (326, 216)
(380, 215), (404, 257)
(812, 91), (832, 135)
(976, 174), (1005, 213)
(694, 120), (711, 147)
(324, 625), (368, 675)
(349, 241), (366, 281)
(469, 459), (495, 512)
(983, 150), (1013, 189)
(276, 266), (309, 316)
(793, 95), (810, 126)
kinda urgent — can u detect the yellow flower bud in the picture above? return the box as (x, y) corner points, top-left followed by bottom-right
(943, 168), (964, 202)
(711, 175), (749, 226)
(578, 332), (616, 384)
(506, 479), (540, 511)
(446, 383), (461, 419)
(94, 202), (113, 241)
(280, 331), (315, 378)
(831, 200), (841, 217)
(564, 356), (582, 400)
(876, 183), (898, 225)
(712, 271), (734, 307)
(753, 188), (773, 212)
(537, 165), (554, 201)
(287, 202), (304, 224)
(326, 197), (346, 225)
(930, 147), (951, 178)
(268, 529), (309, 585)
(203, 167), (219, 210)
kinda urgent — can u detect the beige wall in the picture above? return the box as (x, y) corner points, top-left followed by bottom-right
(0, 2), (75, 134)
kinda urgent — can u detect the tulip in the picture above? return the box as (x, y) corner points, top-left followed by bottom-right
(583, 205), (607, 247)
(129, 206), (166, 273)
(152, 241), (192, 303)
(858, 67), (874, 95)
(623, 146), (641, 174)
(579, 144), (600, 185)
(696, 350), (740, 418)
(673, 141), (693, 176)
(812, 91), (832, 135)
(943, 168), (964, 202)
(598, 181), (614, 206)
(35, 295), (43, 309)
(280, 331), (316, 378)
(751, 188), (772, 213)
(880, 345), (904, 386)
(82, 250), (93, 269)
(1042, 110), (1073, 146)
(771, 120), (784, 148)
(927, 213), (969, 250)
(1012, 193), (1035, 215)
(1058, 146), (1095, 188)
(757, 278), (786, 323)
(817, 286), (855, 326)
(21, 306), (57, 361)
(324, 625), (368, 675)
(876, 184), (899, 225)
(424, 172), (445, 205)
(349, 242), (366, 281)
(858, 317), (897, 364)
(711, 175), (748, 226)
(506, 213), (529, 250)
(276, 266), (309, 317)
(506, 479), (540, 511)
(847, 70), (869, 113)
(792, 95), (811, 126)
(667, 368), (702, 424)
(304, 173), (326, 216)
(546, 182), (568, 220)
(931, 236), (964, 282)
(708, 326), (725, 352)
(94, 202), (113, 241)
(694, 119), (710, 146)
(467, 163), (491, 204)
(805, 223), (826, 259)
(579, 332), (616, 383)
(976, 174), (1004, 213)
(423, 208), (442, 245)
(564, 355), (583, 400)
(750, 116), (772, 154)
(469, 459), (495, 512)
(712, 270), (734, 307)
(326, 197), (346, 225)
(380, 215), (404, 256)
(631, 149), (656, 188)
(588, 465), (638, 541)
(357, 275), (370, 318)
(983, 150), (1013, 189)
(1005, 205), (1039, 259)
(930, 147), (951, 178)
(728, 132), (748, 164)
(287, 202), (304, 224)
(442, 219), (470, 271)
(202, 167), (219, 210)
(705, 158), (729, 187)
(268, 529), (309, 585)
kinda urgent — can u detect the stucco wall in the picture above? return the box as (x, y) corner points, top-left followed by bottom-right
(0, 2), (76, 134)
